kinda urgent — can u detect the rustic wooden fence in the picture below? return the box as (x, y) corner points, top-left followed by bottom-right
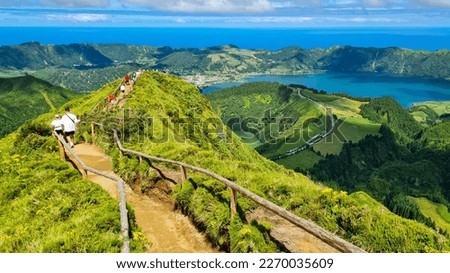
(88, 122), (365, 253)
(55, 133), (130, 253)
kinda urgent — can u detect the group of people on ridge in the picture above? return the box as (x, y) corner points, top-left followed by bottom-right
(108, 70), (143, 108)
(50, 107), (79, 148)
(52, 71), (143, 146)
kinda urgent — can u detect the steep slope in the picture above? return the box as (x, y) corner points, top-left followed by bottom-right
(209, 82), (450, 233)
(1, 71), (449, 252)
(0, 75), (81, 137)
(0, 122), (147, 252)
(71, 71), (450, 252)
(207, 82), (380, 162)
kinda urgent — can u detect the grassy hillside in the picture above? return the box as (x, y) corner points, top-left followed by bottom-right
(70, 71), (450, 252)
(207, 83), (381, 169)
(1, 71), (449, 252)
(310, 100), (450, 227)
(207, 82), (316, 153)
(206, 80), (450, 245)
(0, 121), (147, 252)
(411, 197), (450, 234)
(0, 75), (81, 137)
(300, 89), (380, 156)
(410, 101), (450, 126)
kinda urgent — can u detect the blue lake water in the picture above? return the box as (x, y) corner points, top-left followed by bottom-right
(202, 73), (450, 108)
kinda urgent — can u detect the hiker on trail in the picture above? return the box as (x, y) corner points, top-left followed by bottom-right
(50, 114), (64, 136)
(120, 84), (126, 93)
(108, 93), (116, 105)
(61, 107), (79, 148)
(124, 74), (130, 84)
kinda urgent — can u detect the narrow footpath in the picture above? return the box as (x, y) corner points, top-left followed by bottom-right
(72, 143), (219, 253)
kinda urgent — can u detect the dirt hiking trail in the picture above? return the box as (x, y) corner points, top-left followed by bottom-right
(72, 143), (219, 253)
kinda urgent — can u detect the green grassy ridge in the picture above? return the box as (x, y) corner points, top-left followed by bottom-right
(411, 197), (450, 234)
(409, 101), (450, 125)
(205, 81), (450, 245)
(0, 75), (81, 137)
(0, 124), (147, 252)
(207, 82), (380, 170)
(74, 71), (450, 252)
(312, 117), (381, 156)
(207, 82), (289, 120)
(299, 89), (381, 156)
(207, 82), (326, 156)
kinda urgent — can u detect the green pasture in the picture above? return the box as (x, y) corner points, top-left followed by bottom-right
(313, 116), (380, 155)
(411, 197), (450, 233)
(274, 149), (323, 171)
(415, 101), (450, 116)
(410, 101), (450, 125)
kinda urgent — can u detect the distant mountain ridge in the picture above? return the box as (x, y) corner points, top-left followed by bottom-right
(1, 43), (449, 92)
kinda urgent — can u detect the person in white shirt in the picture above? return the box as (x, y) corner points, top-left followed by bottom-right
(50, 114), (64, 136)
(61, 107), (79, 148)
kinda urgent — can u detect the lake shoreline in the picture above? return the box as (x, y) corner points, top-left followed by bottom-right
(197, 71), (450, 109)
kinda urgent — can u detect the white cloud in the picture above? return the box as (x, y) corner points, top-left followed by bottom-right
(47, 13), (109, 22)
(229, 16), (314, 23)
(40, 0), (109, 8)
(273, 0), (450, 9)
(121, 0), (273, 13)
(412, 0), (450, 8)
(363, 0), (387, 7)
(1, 0), (450, 11)
(332, 16), (404, 22)
(271, 0), (322, 8)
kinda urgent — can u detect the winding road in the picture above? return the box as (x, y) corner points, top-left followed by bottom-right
(270, 88), (337, 160)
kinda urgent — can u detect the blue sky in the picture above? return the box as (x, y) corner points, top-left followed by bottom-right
(0, 0), (450, 27)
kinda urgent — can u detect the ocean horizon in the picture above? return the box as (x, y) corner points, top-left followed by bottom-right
(1, 27), (450, 51)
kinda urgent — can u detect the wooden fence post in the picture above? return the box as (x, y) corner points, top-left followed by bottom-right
(57, 135), (66, 160)
(139, 156), (143, 180)
(180, 165), (187, 186)
(230, 188), (237, 220)
(91, 122), (95, 143)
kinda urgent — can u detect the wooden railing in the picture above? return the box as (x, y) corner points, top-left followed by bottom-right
(54, 133), (130, 253)
(88, 124), (365, 253)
